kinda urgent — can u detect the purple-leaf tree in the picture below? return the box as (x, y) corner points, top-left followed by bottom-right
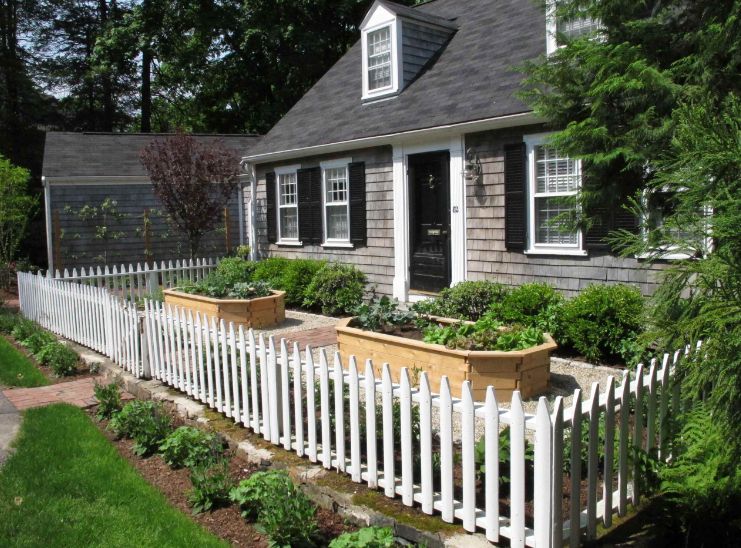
(140, 133), (240, 258)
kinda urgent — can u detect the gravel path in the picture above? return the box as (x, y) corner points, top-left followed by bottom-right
(252, 310), (339, 341)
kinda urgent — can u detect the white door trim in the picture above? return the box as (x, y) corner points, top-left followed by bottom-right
(392, 135), (467, 301)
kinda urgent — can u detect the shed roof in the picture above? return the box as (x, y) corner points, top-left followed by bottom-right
(246, 0), (545, 160)
(42, 132), (261, 178)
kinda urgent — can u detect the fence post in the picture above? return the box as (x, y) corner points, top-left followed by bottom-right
(140, 313), (151, 378)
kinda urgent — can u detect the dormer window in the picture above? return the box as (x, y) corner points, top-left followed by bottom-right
(367, 27), (393, 91)
(360, 0), (456, 102)
(546, 1), (601, 55)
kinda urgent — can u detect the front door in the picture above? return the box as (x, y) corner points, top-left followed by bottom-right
(408, 151), (451, 293)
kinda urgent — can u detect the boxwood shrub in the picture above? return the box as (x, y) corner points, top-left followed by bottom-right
(412, 280), (508, 321)
(492, 282), (564, 332)
(212, 257), (255, 286)
(303, 262), (367, 315)
(280, 259), (327, 306)
(251, 257), (291, 289)
(556, 283), (645, 363)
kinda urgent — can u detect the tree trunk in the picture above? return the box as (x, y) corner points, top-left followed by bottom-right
(140, 46), (152, 132)
(99, 0), (114, 131)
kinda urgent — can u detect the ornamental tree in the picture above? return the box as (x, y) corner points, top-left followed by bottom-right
(0, 155), (37, 287)
(140, 133), (240, 258)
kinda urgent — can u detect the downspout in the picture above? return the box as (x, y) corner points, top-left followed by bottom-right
(42, 176), (54, 273)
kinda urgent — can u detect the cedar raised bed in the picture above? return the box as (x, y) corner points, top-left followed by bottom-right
(163, 289), (286, 329)
(336, 317), (557, 402)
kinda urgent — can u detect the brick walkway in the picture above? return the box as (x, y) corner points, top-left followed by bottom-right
(284, 325), (337, 351)
(4, 377), (105, 411)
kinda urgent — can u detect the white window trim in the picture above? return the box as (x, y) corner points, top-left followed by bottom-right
(636, 187), (713, 260)
(524, 132), (587, 256)
(275, 164), (301, 246)
(545, 1), (602, 56)
(320, 158), (353, 246)
(361, 20), (402, 101)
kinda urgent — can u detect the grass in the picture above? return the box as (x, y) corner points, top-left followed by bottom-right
(0, 335), (49, 388)
(0, 404), (226, 547)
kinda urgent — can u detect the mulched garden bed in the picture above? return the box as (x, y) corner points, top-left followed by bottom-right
(91, 407), (356, 547)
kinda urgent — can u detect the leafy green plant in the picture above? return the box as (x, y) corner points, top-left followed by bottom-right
(474, 426), (534, 487)
(0, 309), (18, 334)
(94, 381), (122, 420)
(303, 262), (367, 315)
(187, 459), (234, 514)
(329, 527), (395, 548)
(228, 281), (272, 299)
(280, 259), (326, 306)
(159, 426), (225, 469)
(36, 342), (78, 376)
(491, 282), (563, 332)
(423, 315), (543, 352)
(213, 257), (255, 286)
(252, 257), (291, 288)
(11, 318), (41, 343)
(108, 400), (172, 456)
(556, 283), (645, 363)
(19, 329), (56, 355)
(412, 280), (508, 321)
(230, 470), (318, 547)
(353, 296), (414, 332)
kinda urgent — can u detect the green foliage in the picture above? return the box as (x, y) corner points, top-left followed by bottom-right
(423, 315), (544, 352)
(303, 263), (367, 316)
(0, 309), (18, 334)
(556, 284), (644, 363)
(230, 470), (318, 547)
(329, 527), (395, 548)
(491, 283), (563, 332)
(252, 257), (291, 288)
(353, 296), (414, 332)
(412, 281), (507, 321)
(93, 381), (122, 421)
(0, 156), (37, 281)
(159, 426), (225, 469)
(474, 426), (534, 487)
(279, 259), (326, 307)
(180, 277), (271, 300)
(11, 318), (41, 343)
(229, 281), (272, 299)
(108, 400), (172, 457)
(187, 459), (234, 515)
(213, 257), (255, 286)
(234, 245), (251, 259)
(658, 403), (741, 545)
(19, 329), (56, 355)
(35, 342), (78, 377)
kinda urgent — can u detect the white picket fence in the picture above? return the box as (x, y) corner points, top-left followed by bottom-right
(16, 269), (698, 547)
(17, 272), (144, 376)
(51, 257), (220, 302)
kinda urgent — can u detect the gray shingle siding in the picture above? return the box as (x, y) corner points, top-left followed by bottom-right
(401, 20), (452, 85)
(464, 128), (664, 296)
(50, 184), (242, 270)
(254, 147), (394, 295)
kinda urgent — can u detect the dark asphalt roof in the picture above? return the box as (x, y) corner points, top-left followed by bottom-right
(247, 0), (545, 158)
(43, 132), (261, 178)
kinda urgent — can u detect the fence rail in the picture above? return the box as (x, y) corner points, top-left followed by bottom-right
(16, 268), (699, 547)
(50, 257), (220, 302)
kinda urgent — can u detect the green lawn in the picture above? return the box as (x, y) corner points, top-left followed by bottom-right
(0, 404), (226, 547)
(0, 335), (49, 388)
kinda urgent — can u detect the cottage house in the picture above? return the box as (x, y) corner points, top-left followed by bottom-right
(241, 0), (664, 301)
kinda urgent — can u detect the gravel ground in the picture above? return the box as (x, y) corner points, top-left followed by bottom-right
(252, 310), (339, 340)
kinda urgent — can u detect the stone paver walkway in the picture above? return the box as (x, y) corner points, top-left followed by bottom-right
(283, 325), (337, 351)
(3, 377), (103, 411)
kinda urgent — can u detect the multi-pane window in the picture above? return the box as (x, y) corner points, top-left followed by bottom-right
(532, 144), (580, 247)
(367, 27), (392, 91)
(278, 172), (298, 240)
(556, 14), (600, 40)
(324, 166), (350, 241)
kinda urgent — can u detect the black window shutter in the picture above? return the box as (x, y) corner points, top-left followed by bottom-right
(348, 162), (367, 247)
(265, 171), (277, 244)
(504, 143), (527, 250)
(298, 167), (322, 245)
(584, 180), (640, 251)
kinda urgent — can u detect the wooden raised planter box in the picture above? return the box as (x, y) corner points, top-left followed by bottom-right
(163, 289), (286, 329)
(336, 317), (557, 402)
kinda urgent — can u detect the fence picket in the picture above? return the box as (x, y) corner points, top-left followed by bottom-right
(484, 386), (499, 542)
(617, 370), (630, 517)
(364, 360), (378, 489)
(382, 364), (395, 498)
(293, 342), (303, 456)
(349, 357), (361, 482)
(534, 397), (553, 548)
(569, 388), (582, 548)
(319, 349), (331, 469)
(419, 372), (433, 515)
(603, 377), (615, 528)
(586, 382), (600, 540)
(305, 348), (318, 462)
(280, 339), (290, 450)
(510, 391), (526, 548)
(334, 351), (346, 472)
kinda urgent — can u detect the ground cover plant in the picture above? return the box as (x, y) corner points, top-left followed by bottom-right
(329, 527), (395, 548)
(0, 404), (225, 547)
(109, 399), (173, 456)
